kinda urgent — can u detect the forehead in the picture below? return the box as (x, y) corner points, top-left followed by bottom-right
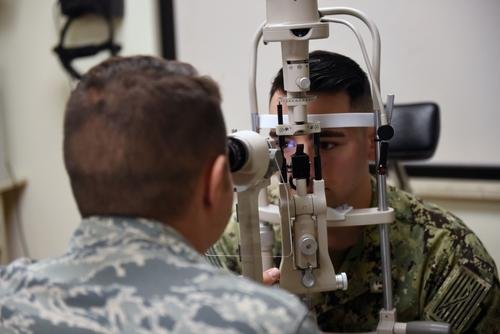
(270, 91), (351, 115)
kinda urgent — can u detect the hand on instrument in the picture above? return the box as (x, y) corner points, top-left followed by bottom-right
(263, 267), (280, 285)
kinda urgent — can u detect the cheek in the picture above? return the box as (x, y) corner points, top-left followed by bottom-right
(321, 154), (345, 185)
(226, 182), (234, 209)
(321, 146), (366, 181)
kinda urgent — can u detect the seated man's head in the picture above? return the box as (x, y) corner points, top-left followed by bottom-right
(270, 50), (375, 209)
(64, 56), (232, 251)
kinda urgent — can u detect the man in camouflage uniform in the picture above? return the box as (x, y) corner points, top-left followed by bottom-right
(209, 51), (500, 333)
(0, 56), (319, 333)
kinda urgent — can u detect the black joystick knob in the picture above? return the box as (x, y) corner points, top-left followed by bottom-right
(377, 124), (394, 141)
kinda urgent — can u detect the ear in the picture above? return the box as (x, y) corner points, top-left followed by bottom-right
(366, 127), (376, 161)
(204, 154), (230, 208)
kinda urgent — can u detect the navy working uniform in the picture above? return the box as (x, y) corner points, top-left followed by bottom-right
(0, 216), (318, 333)
(210, 181), (500, 333)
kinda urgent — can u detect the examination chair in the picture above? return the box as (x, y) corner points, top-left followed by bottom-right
(387, 102), (440, 192)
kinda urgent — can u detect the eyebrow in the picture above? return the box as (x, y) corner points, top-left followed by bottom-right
(321, 130), (347, 138)
(268, 129), (346, 138)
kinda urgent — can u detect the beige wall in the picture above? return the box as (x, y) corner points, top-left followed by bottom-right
(0, 0), (160, 259)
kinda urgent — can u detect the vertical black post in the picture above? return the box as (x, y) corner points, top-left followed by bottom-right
(158, 0), (176, 59)
(313, 132), (322, 180)
(277, 103), (288, 183)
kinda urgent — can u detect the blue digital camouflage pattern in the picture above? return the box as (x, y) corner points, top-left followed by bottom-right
(0, 216), (319, 333)
(210, 180), (500, 333)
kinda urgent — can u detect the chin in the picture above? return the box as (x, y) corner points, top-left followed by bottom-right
(324, 190), (341, 207)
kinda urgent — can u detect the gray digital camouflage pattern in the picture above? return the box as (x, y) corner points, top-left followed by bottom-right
(0, 216), (319, 333)
(209, 180), (500, 333)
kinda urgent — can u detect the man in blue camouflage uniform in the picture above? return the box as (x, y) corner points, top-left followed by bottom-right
(0, 56), (319, 333)
(209, 51), (500, 333)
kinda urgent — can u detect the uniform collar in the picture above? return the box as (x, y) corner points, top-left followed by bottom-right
(318, 225), (381, 306)
(69, 216), (203, 263)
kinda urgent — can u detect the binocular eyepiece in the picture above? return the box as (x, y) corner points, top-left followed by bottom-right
(227, 137), (248, 173)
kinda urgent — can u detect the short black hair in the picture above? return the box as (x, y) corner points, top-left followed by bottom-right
(270, 50), (372, 111)
(64, 56), (227, 220)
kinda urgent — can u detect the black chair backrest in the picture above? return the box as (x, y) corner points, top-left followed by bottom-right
(388, 102), (440, 161)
